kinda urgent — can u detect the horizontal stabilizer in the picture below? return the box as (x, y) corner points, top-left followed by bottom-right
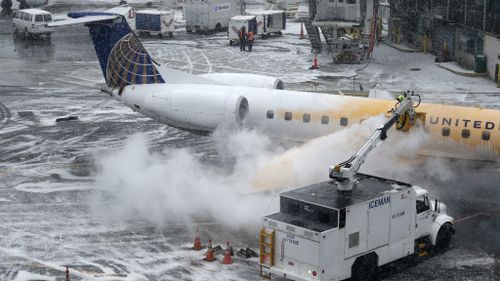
(47, 15), (119, 27)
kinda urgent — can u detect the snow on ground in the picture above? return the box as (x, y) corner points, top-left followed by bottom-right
(0, 7), (500, 281)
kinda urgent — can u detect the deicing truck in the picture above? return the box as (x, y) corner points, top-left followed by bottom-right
(259, 92), (455, 281)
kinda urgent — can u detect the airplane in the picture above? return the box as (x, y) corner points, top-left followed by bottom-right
(48, 6), (500, 161)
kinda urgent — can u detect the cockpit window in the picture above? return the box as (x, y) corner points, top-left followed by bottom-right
(44, 14), (52, 21)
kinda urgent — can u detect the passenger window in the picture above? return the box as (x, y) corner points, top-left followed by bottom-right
(284, 112), (292, 121)
(44, 14), (52, 21)
(347, 0), (356, 4)
(35, 15), (43, 22)
(416, 196), (430, 214)
(303, 113), (311, 123)
(321, 115), (329, 124)
(266, 110), (274, 119)
(482, 131), (490, 141)
(340, 117), (348, 126)
(462, 129), (470, 139)
(442, 127), (450, 137)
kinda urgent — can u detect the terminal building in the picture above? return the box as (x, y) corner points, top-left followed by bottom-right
(389, 0), (500, 82)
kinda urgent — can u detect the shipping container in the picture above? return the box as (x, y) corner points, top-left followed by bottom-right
(135, 9), (176, 38)
(184, 0), (239, 34)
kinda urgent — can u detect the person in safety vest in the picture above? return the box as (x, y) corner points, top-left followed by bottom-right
(247, 30), (254, 52)
(239, 26), (247, 52)
(396, 92), (406, 102)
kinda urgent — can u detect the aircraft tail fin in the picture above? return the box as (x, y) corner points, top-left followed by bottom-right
(58, 11), (165, 87)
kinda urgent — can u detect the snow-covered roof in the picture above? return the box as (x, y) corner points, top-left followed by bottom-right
(18, 9), (52, 15)
(136, 9), (175, 15)
(245, 9), (284, 16)
(412, 186), (428, 197)
(231, 15), (256, 21)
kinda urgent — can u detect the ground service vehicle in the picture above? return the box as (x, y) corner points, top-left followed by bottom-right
(228, 15), (257, 45)
(245, 9), (285, 38)
(259, 93), (455, 281)
(12, 9), (54, 39)
(184, 0), (238, 34)
(135, 9), (175, 38)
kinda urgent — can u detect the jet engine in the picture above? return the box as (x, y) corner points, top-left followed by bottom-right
(121, 84), (249, 133)
(198, 73), (284, 90)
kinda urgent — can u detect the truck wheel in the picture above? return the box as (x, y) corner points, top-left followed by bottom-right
(435, 223), (453, 252)
(168, 32), (173, 38)
(158, 33), (163, 39)
(351, 254), (377, 281)
(215, 23), (221, 32)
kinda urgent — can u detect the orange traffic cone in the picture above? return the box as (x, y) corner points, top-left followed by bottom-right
(309, 51), (319, 70)
(204, 240), (216, 262)
(221, 241), (233, 264)
(193, 229), (202, 251)
(299, 22), (304, 39)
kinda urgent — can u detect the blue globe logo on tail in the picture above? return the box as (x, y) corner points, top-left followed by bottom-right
(106, 33), (165, 87)
(68, 12), (166, 88)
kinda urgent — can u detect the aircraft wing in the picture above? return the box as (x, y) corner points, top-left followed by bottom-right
(47, 15), (120, 27)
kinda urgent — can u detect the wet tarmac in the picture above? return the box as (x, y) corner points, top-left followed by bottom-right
(0, 9), (499, 281)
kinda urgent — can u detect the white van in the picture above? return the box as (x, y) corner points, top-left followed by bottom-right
(12, 9), (54, 39)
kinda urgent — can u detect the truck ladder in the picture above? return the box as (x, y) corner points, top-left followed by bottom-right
(259, 228), (275, 267)
(303, 20), (322, 52)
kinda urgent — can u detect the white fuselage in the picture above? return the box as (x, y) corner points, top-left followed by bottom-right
(114, 82), (500, 159)
(118, 83), (352, 140)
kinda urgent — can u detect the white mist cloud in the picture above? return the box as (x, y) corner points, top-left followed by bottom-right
(92, 115), (434, 229)
(92, 130), (277, 229)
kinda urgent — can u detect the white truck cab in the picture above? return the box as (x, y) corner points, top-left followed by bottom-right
(12, 9), (54, 39)
(260, 174), (454, 281)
